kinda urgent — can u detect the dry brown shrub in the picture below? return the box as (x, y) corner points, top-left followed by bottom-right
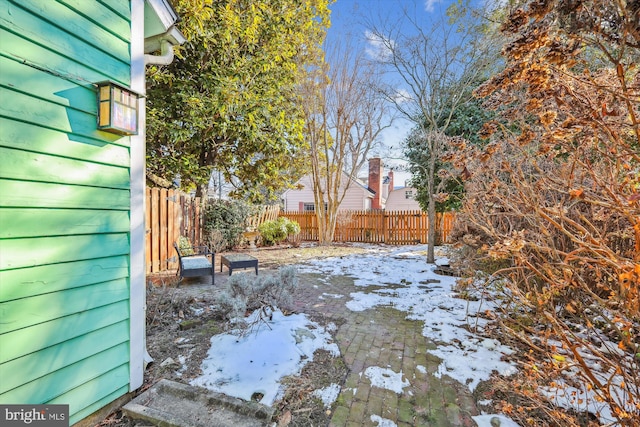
(454, 1), (640, 425)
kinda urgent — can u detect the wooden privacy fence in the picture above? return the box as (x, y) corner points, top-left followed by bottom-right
(279, 210), (456, 245)
(246, 205), (280, 230)
(145, 187), (456, 274)
(145, 188), (282, 274)
(145, 188), (203, 274)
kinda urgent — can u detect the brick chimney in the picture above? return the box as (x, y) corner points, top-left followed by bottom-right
(369, 157), (383, 209)
(388, 170), (394, 194)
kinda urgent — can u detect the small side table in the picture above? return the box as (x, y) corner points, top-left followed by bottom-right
(220, 253), (258, 276)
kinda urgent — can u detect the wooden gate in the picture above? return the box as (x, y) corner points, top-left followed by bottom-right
(145, 188), (203, 274)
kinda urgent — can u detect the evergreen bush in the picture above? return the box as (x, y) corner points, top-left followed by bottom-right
(258, 217), (300, 246)
(203, 199), (254, 250)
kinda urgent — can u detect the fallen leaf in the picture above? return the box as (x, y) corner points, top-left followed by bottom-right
(568, 188), (584, 199)
(278, 410), (292, 426)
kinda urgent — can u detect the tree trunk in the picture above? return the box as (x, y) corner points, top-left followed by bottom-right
(317, 203), (338, 245)
(317, 210), (329, 245)
(427, 197), (436, 263)
(426, 139), (437, 263)
(195, 184), (207, 199)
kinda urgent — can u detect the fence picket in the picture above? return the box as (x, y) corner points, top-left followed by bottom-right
(145, 189), (152, 273)
(159, 188), (168, 271)
(167, 189), (177, 270)
(150, 188), (160, 273)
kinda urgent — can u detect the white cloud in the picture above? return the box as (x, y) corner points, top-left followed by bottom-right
(393, 88), (412, 104)
(364, 30), (394, 61)
(424, 0), (444, 12)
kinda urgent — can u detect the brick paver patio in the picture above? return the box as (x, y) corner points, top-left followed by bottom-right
(290, 272), (479, 426)
(172, 250), (481, 426)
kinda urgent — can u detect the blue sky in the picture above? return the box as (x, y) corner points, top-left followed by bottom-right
(325, 0), (492, 186)
(325, 0), (464, 186)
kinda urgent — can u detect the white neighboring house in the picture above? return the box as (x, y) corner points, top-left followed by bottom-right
(385, 186), (422, 211)
(281, 157), (393, 212)
(281, 172), (374, 211)
(281, 157), (422, 212)
(282, 158), (396, 211)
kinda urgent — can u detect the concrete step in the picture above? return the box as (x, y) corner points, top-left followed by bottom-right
(123, 379), (275, 427)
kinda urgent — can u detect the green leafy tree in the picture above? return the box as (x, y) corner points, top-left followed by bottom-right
(404, 90), (494, 213)
(146, 0), (331, 201)
(202, 199), (254, 250)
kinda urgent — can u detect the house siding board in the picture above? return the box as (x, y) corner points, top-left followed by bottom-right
(0, 28), (128, 86)
(0, 85), (124, 144)
(51, 367), (130, 425)
(15, 0), (130, 61)
(0, 256), (129, 303)
(337, 186), (371, 211)
(0, 118), (130, 167)
(0, 300), (130, 364)
(1, 2), (130, 82)
(1, 234), (130, 271)
(385, 188), (422, 212)
(3, 343), (129, 403)
(0, 209), (130, 239)
(0, 180), (130, 209)
(93, 0), (131, 25)
(0, 55), (100, 115)
(0, 147), (130, 189)
(284, 174), (373, 211)
(0, 0), (133, 422)
(0, 279), (129, 334)
(0, 321), (128, 394)
(283, 175), (315, 211)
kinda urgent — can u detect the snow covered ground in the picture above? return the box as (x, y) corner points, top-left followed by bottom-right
(189, 244), (521, 425)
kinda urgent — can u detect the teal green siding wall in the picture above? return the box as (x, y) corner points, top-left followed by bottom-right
(0, 0), (134, 423)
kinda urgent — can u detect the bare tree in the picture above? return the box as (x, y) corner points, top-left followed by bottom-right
(366, 1), (499, 262)
(301, 39), (392, 245)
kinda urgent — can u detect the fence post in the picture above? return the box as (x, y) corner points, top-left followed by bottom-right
(145, 188), (151, 274)
(195, 197), (202, 247)
(150, 188), (160, 273)
(159, 188), (168, 271)
(382, 210), (387, 244)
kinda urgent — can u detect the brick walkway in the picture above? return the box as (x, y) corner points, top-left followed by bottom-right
(175, 249), (481, 426)
(290, 272), (479, 427)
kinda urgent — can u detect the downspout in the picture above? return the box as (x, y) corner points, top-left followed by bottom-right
(144, 38), (175, 66)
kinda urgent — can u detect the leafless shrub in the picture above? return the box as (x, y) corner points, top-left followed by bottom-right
(453, 2), (640, 425)
(205, 229), (226, 253)
(216, 266), (298, 335)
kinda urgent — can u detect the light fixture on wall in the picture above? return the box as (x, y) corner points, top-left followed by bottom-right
(96, 81), (140, 135)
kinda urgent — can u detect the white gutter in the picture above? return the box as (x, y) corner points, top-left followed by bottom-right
(130, 0), (146, 390)
(144, 26), (185, 66)
(144, 39), (175, 65)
